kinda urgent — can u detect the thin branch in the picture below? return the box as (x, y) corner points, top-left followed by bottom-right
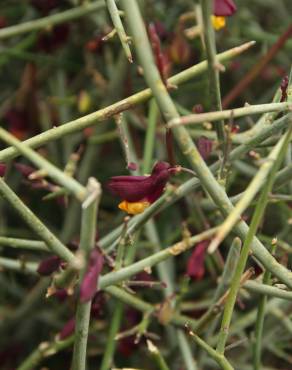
(0, 1), (106, 39)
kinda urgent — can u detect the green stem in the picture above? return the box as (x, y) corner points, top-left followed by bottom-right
(99, 227), (218, 289)
(0, 127), (87, 201)
(147, 340), (171, 370)
(17, 336), (75, 370)
(176, 330), (198, 370)
(0, 256), (38, 275)
(99, 301), (124, 370)
(253, 243), (277, 370)
(216, 127), (292, 355)
(0, 236), (48, 251)
(71, 179), (101, 370)
(119, 0), (292, 292)
(0, 1), (106, 39)
(0, 42), (255, 164)
(0, 177), (76, 263)
(200, 0), (225, 144)
(143, 99), (159, 173)
(208, 132), (291, 253)
(106, 0), (133, 62)
(188, 329), (234, 370)
(168, 102), (292, 127)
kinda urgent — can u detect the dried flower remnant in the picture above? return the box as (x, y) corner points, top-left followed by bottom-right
(148, 23), (170, 86)
(186, 240), (210, 280)
(107, 161), (177, 215)
(280, 75), (289, 102)
(80, 248), (104, 303)
(37, 255), (62, 276)
(212, 0), (237, 30)
(168, 33), (191, 66)
(197, 137), (213, 160)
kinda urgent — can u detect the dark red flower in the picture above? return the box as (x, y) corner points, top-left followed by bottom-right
(37, 255), (61, 276)
(108, 162), (173, 203)
(59, 317), (75, 340)
(280, 75), (289, 102)
(107, 162), (177, 214)
(186, 240), (210, 280)
(4, 108), (29, 140)
(214, 0), (237, 16)
(0, 163), (6, 177)
(197, 137), (213, 160)
(80, 248), (104, 303)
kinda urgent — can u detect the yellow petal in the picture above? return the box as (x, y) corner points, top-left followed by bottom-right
(118, 200), (150, 215)
(211, 16), (226, 31)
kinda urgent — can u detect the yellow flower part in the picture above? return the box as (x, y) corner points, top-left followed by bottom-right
(211, 15), (226, 31)
(118, 200), (151, 215)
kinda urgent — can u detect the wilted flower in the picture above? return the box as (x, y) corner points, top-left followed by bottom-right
(148, 23), (170, 86)
(280, 75), (289, 102)
(37, 255), (61, 276)
(168, 33), (191, 66)
(4, 108), (30, 140)
(186, 240), (210, 280)
(80, 248), (104, 303)
(212, 0), (237, 30)
(0, 164), (6, 177)
(59, 317), (75, 340)
(107, 161), (177, 215)
(197, 137), (213, 160)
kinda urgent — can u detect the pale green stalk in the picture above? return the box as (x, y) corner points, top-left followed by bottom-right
(0, 42), (255, 164)
(188, 330), (234, 370)
(0, 1), (106, 39)
(168, 102), (292, 127)
(0, 236), (48, 251)
(147, 340), (171, 370)
(216, 127), (292, 355)
(200, 0), (225, 143)
(208, 133), (291, 253)
(119, 0), (292, 292)
(0, 257), (38, 275)
(106, 0), (133, 62)
(71, 179), (102, 370)
(0, 178), (76, 263)
(0, 127), (87, 201)
(143, 99), (159, 173)
(253, 243), (277, 370)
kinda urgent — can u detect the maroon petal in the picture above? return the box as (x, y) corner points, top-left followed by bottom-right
(107, 161), (172, 202)
(59, 317), (75, 340)
(186, 240), (209, 280)
(280, 75), (289, 102)
(13, 163), (35, 177)
(214, 0), (237, 16)
(80, 248), (104, 303)
(37, 255), (61, 276)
